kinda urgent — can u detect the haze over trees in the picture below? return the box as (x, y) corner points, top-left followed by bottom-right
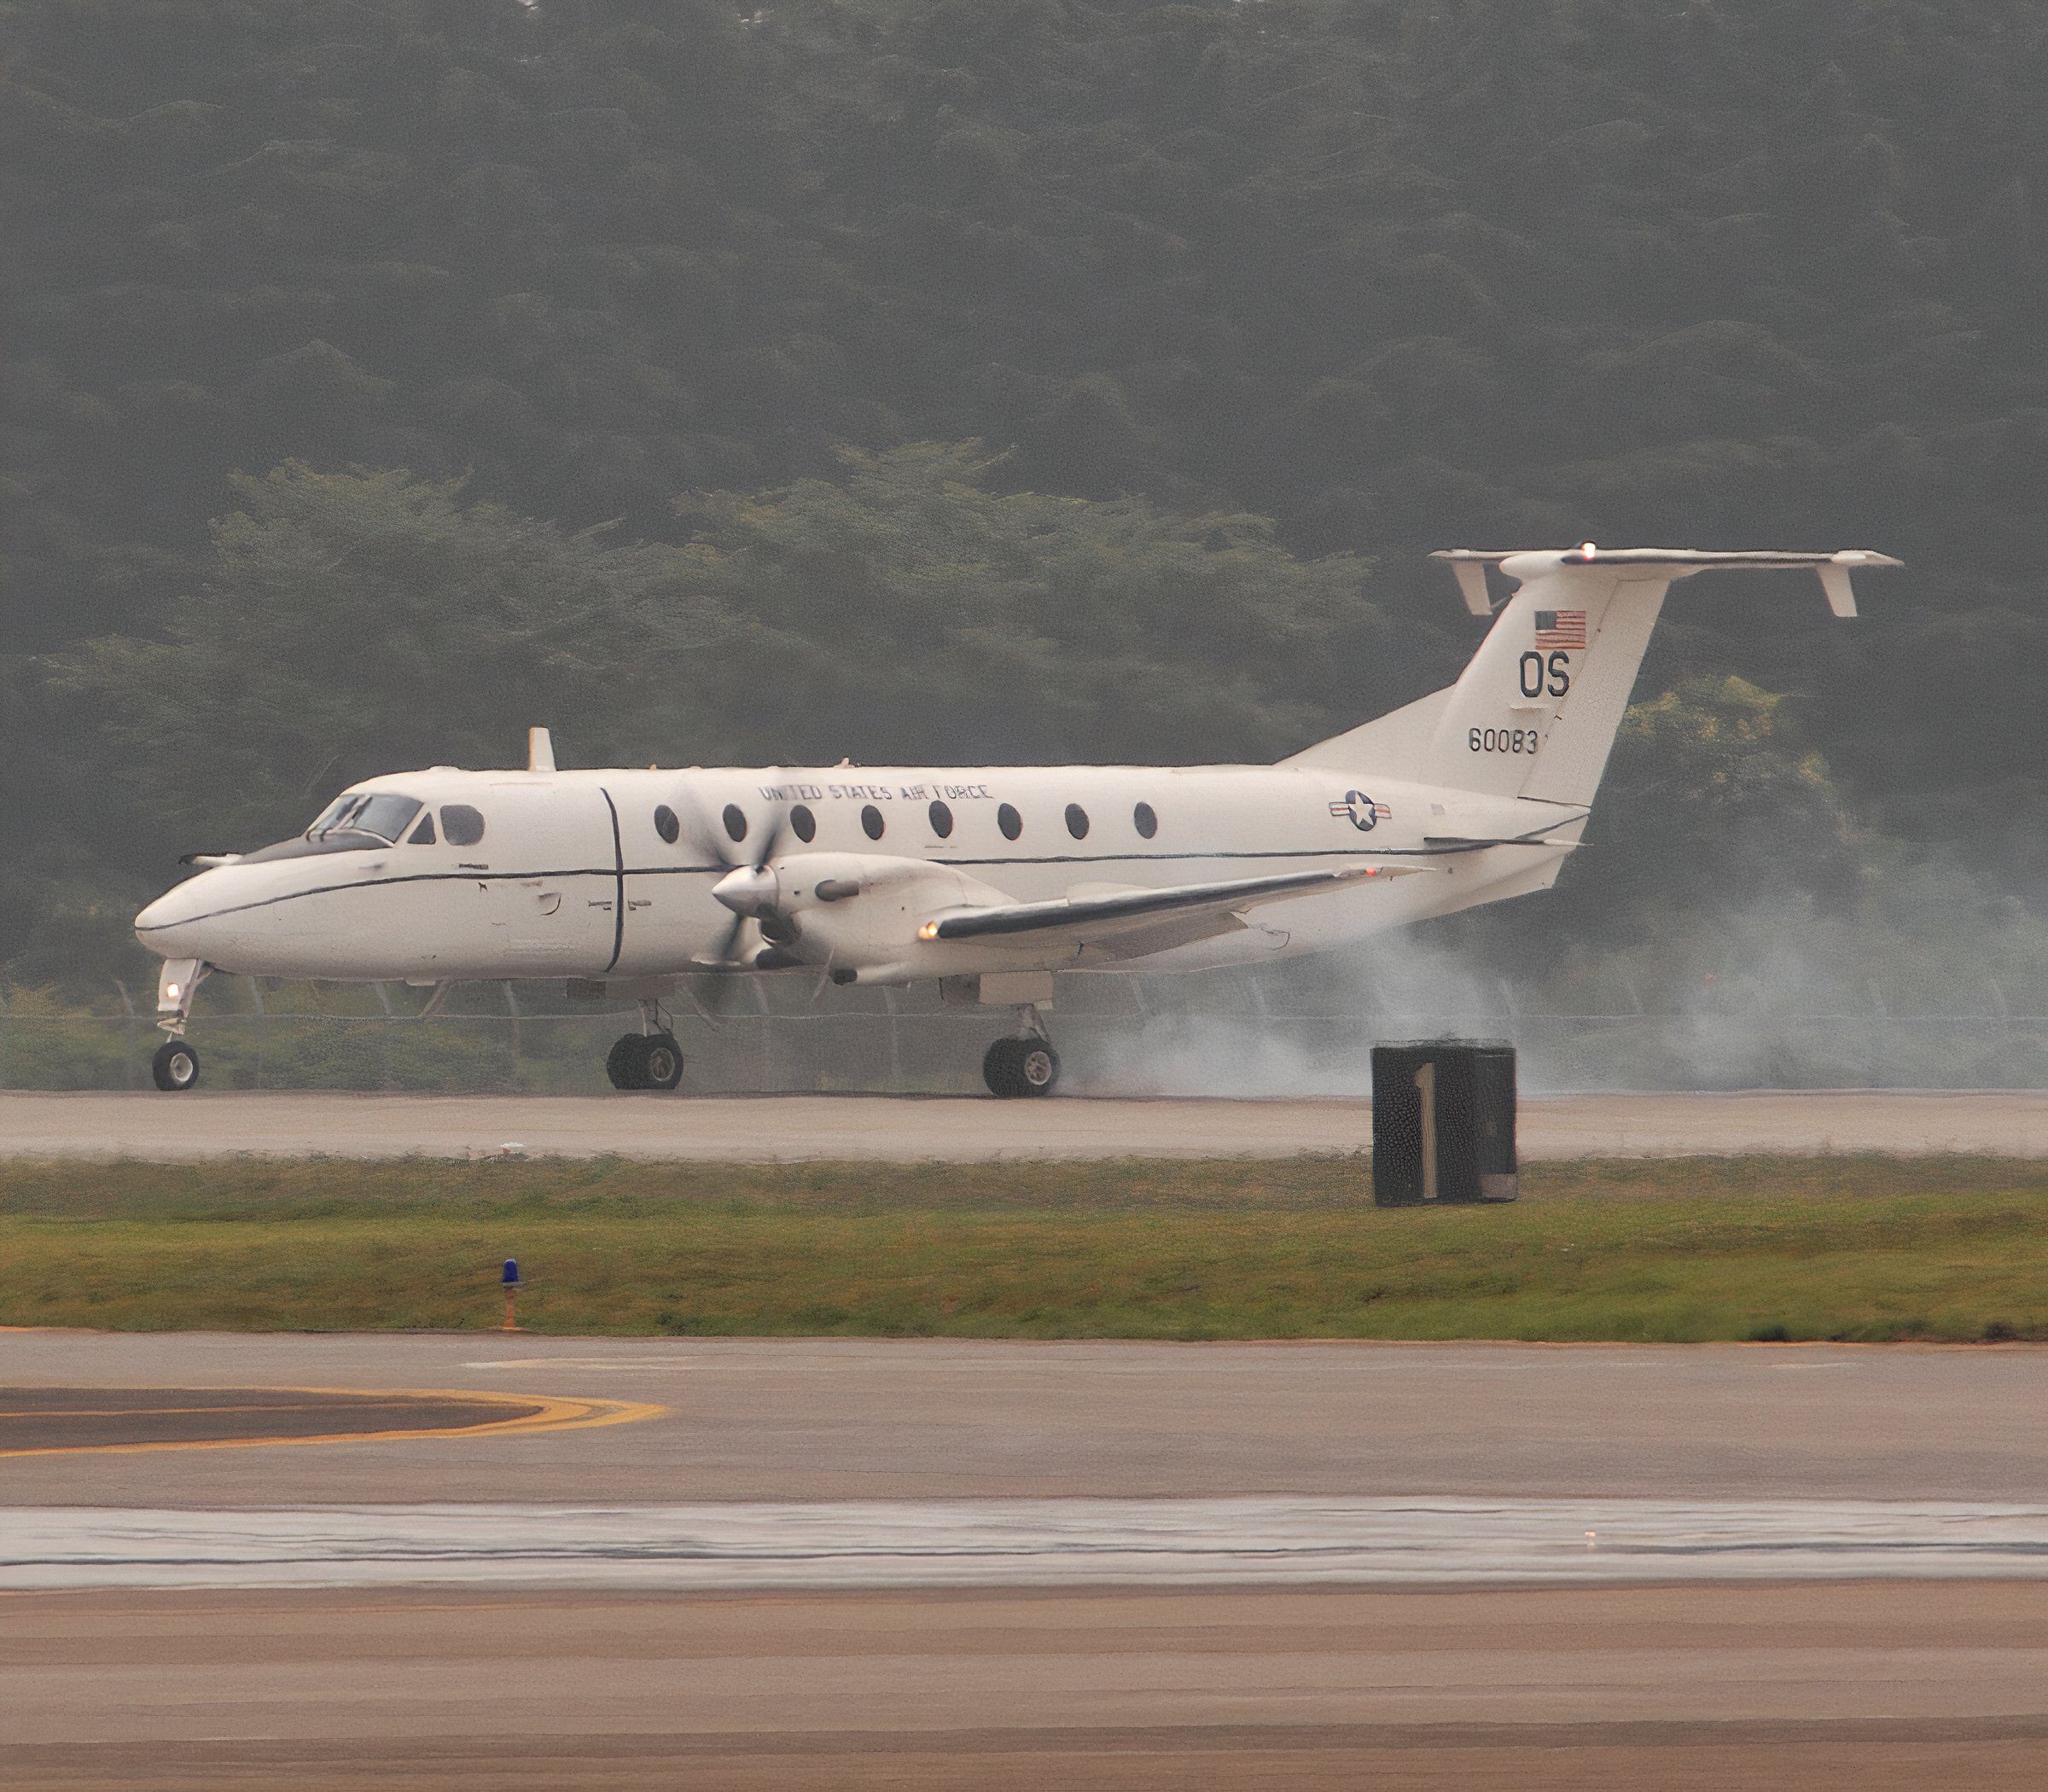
(5, 0), (2045, 1008)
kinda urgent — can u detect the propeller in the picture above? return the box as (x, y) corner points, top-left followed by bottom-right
(675, 800), (795, 1012)
(706, 806), (791, 962)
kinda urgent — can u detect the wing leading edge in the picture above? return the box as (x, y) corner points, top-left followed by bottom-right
(920, 864), (1430, 955)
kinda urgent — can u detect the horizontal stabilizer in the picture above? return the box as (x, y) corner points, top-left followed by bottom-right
(1431, 546), (1902, 618)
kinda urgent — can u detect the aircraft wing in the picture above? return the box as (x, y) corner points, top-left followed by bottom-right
(921, 864), (1428, 957)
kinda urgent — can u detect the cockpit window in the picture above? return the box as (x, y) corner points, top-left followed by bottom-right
(308, 793), (422, 845)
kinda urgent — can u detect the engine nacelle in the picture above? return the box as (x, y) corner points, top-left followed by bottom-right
(764, 852), (1016, 980)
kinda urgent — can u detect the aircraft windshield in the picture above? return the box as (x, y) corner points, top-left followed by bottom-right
(307, 793), (422, 845)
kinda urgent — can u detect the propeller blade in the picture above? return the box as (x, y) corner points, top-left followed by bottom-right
(750, 806), (788, 870)
(713, 909), (748, 963)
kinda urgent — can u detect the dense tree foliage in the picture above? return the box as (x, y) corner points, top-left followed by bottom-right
(5, 0), (2044, 989)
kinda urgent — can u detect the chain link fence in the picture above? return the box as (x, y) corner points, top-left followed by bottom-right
(7, 972), (2048, 1094)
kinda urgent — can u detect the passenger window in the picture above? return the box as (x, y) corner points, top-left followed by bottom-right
(1065, 803), (1090, 840)
(441, 805), (486, 847)
(791, 804), (817, 843)
(861, 804), (885, 841)
(998, 803), (1022, 841)
(408, 813), (437, 846)
(654, 806), (680, 845)
(723, 804), (748, 843)
(1134, 801), (1158, 839)
(928, 800), (954, 839)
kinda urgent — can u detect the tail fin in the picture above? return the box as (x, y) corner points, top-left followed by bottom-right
(1288, 547), (1900, 806)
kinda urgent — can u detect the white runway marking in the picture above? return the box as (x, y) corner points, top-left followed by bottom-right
(10, 1497), (2048, 1591)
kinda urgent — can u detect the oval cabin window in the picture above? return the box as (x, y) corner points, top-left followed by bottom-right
(998, 803), (1022, 841)
(441, 805), (486, 847)
(1133, 801), (1158, 840)
(722, 804), (748, 843)
(653, 805), (680, 844)
(1065, 803), (1090, 840)
(861, 804), (886, 841)
(790, 804), (817, 843)
(928, 800), (954, 840)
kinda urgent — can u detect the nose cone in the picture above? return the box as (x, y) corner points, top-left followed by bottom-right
(134, 873), (225, 960)
(711, 864), (781, 916)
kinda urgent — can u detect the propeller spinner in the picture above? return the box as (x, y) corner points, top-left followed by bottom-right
(688, 803), (794, 973)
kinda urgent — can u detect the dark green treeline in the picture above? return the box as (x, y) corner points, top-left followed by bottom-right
(5, 0), (2045, 991)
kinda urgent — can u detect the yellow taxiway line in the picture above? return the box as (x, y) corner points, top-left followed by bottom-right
(0, 1386), (666, 1459)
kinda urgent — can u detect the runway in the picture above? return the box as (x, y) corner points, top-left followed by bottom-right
(7, 1086), (2048, 1159)
(7, 1336), (2045, 1788)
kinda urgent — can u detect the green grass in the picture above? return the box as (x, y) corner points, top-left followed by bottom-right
(1, 1155), (2044, 1342)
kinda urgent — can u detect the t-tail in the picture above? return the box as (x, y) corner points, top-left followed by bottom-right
(1287, 545), (1901, 808)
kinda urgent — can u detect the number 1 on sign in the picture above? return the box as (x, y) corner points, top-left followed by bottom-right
(1415, 1062), (1438, 1202)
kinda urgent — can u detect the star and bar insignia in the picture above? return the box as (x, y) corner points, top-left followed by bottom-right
(1329, 790), (1391, 831)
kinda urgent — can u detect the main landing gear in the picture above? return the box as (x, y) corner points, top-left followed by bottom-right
(606, 998), (684, 1091)
(982, 1009), (1060, 1099)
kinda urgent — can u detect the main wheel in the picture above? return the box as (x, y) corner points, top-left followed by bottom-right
(605, 1033), (650, 1090)
(1016, 1038), (1060, 1097)
(982, 1036), (1060, 1098)
(152, 1039), (201, 1092)
(640, 1033), (685, 1091)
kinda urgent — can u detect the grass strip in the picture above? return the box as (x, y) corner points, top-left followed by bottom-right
(0, 1155), (2042, 1342)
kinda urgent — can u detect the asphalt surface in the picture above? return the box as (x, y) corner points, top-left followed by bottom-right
(7, 1087), (2048, 1159)
(0, 1387), (547, 1454)
(6, 1333), (2045, 1788)
(6, 1584), (2047, 1790)
(5, 1332), (2045, 1506)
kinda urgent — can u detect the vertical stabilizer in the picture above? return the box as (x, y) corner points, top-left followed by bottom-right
(1287, 548), (1897, 808)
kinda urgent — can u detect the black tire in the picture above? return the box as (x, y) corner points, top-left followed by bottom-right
(605, 1033), (650, 1090)
(982, 1037), (1021, 1097)
(641, 1033), (685, 1091)
(152, 1039), (201, 1092)
(983, 1037), (1060, 1098)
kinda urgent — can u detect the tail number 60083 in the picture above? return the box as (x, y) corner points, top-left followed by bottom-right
(1469, 727), (1539, 754)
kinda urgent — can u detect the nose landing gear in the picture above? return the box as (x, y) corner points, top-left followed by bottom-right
(149, 958), (210, 1091)
(606, 998), (685, 1091)
(982, 1007), (1060, 1098)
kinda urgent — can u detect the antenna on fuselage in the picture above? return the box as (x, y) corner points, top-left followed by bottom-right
(527, 727), (556, 773)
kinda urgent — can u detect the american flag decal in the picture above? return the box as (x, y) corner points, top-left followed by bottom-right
(1534, 608), (1587, 649)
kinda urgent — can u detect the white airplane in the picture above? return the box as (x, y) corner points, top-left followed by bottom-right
(134, 544), (1898, 1096)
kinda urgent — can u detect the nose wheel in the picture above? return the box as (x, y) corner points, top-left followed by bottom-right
(983, 1035), (1060, 1098)
(152, 1039), (201, 1092)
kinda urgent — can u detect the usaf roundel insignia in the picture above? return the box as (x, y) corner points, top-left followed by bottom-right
(1329, 790), (1388, 831)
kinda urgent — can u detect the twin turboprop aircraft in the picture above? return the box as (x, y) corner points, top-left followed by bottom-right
(134, 545), (1898, 1096)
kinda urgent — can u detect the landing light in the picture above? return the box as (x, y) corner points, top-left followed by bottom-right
(165, 982), (182, 1001)
(918, 922), (939, 940)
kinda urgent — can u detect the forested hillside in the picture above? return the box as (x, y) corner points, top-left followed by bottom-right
(5, 0), (2045, 999)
